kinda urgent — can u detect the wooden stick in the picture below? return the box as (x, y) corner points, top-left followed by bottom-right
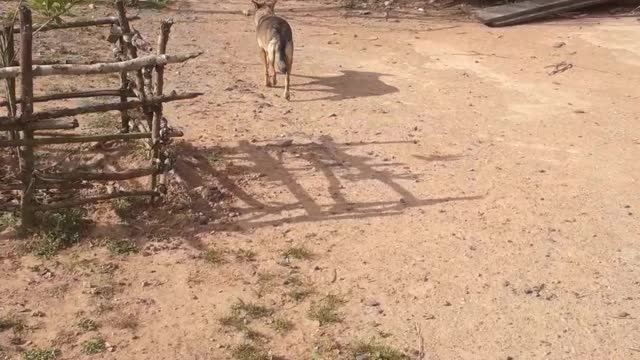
(151, 19), (173, 194)
(11, 15), (140, 33)
(0, 182), (93, 190)
(115, 0), (148, 113)
(0, 89), (135, 107)
(0, 118), (78, 131)
(2, 26), (19, 146)
(0, 203), (19, 211)
(0, 130), (183, 147)
(38, 190), (158, 210)
(0, 89), (135, 106)
(36, 167), (156, 182)
(17, 58), (119, 66)
(18, 5), (36, 229)
(0, 92), (202, 124)
(33, 131), (83, 137)
(0, 52), (202, 79)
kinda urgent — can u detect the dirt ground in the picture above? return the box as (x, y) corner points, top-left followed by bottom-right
(2, 0), (640, 359)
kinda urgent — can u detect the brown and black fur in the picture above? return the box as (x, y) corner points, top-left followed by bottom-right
(252, 0), (293, 100)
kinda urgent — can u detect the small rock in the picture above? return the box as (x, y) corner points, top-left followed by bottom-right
(141, 281), (151, 288)
(365, 299), (381, 307)
(444, 301), (452, 306)
(617, 311), (631, 318)
(553, 41), (566, 48)
(277, 139), (294, 147)
(31, 311), (45, 317)
(242, 9), (250, 16)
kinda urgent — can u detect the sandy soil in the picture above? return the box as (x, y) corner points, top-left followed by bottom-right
(1, 0), (640, 359)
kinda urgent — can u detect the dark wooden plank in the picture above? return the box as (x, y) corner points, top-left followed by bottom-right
(476, 0), (615, 26)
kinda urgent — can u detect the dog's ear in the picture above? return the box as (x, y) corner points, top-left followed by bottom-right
(251, 0), (261, 9)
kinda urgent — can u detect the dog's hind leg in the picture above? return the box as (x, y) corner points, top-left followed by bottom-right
(283, 42), (293, 101)
(259, 48), (270, 87)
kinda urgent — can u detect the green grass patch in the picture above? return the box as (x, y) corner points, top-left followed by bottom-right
(282, 246), (313, 260)
(350, 340), (408, 360)
(203, 248), (226, 264)
(231, 344), (270, 360)
(80, 337), (106, 354)
(31, 209), (87, 259)
(77, 318), (99, 332)
(233, 249), (257, 262)
(106, 239), (137, 256)
(23, 348), (60, 360)
(271, 317), (294, 334)
(308, 294), (344, 325)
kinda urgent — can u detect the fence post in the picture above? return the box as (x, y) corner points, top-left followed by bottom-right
(18, 5), (36, 230)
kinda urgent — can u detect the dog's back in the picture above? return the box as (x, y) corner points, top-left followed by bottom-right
(256, 16), (292, 74)
(253, 0), (294, 100)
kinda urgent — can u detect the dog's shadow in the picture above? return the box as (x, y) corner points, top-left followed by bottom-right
(287, 70), (398, 102)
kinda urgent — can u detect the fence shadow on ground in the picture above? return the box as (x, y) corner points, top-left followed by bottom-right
(101, 135), (483, 247)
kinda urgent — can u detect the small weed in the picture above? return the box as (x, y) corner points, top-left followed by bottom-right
(350, 340), (408, 360)
(231, 299), (272, 319)
(32, 209), (86, 258)
(106, 239), (137, 256)
(77, 318), (98, 332)
(282, 246), (313, 260)
(203, 248), (226, 264)
(206, 152), (220, 164)
(22, 348), (60, 360)
(287, 288), (314, 302)
(0, 213), (18, 231)
(308, 294), (345, 325)
(219, 315), (264, 341)
(220, 299), (272, 335)
(129, 0), (172, 9)
(133, 142), (150, 158)
(231, 344), (270, 360)
(233, 249), (257, 262)
(283, 275), (303, 287)
(81, 337), (106, 355)
(111, 198), (145, 222)
(27, 0), (83, 19)
(271, 317), (294, 334)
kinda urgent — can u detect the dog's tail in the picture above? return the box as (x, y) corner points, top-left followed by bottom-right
(268, 38), (288, 74)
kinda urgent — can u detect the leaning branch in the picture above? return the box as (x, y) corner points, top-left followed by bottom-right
(0, 89), (134, 107)
(0, 118), (78, 131)
(0, 52), (202, 79)
(11, 15), (140, 33)
(0, 130), (183, 147)
(0, 92), (202, 124)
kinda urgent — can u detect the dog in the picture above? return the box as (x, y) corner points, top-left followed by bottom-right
(252, 0), (293, 100)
